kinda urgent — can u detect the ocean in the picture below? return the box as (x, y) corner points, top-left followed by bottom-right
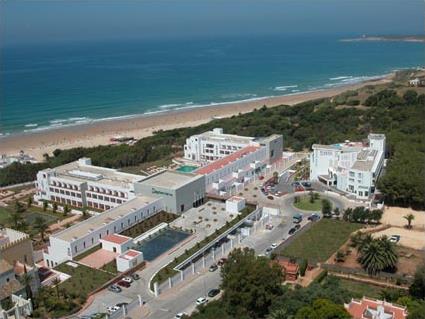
(1, 35), (424, 135)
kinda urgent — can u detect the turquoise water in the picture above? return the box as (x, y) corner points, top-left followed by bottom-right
(176, 165), (198, 173)
(134, 229), (190, 261)
(1, 35), (424, 135)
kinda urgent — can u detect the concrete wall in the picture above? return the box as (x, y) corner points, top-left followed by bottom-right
(0, 235), (34, 266)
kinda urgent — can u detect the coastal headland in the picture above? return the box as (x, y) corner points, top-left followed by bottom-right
(0, 75), (393, 161)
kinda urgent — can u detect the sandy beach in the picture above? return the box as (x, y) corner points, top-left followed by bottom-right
(0, 76), (392, 161)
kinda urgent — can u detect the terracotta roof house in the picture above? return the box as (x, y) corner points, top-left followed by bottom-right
(273, 258), (299, 281)
(344, 297), (408, 319)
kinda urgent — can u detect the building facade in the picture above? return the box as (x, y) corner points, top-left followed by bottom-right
(183, 128), (256, 163)
(43, 196), (162, 267)
(35, 158), (144, 211)
(309, 134), (385, 199)
(0, 228), (34, 266)
(135, 171), (206, 214)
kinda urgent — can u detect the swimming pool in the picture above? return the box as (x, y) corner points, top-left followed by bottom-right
(134, 228), (190, 261)
(176, 165), (198, 173)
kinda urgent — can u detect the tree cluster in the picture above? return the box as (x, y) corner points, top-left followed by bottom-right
(342, 207), (383, 224)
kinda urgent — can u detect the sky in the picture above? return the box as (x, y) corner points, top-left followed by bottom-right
(1, 0), (424, 46)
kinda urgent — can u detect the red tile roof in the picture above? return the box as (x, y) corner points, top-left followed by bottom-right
(119, 249), (141, 260)
(345, 297), (408, 319)
(101, 233), (131, 245)
(274, 259), (299, 274)
(195, 145), (260, 175)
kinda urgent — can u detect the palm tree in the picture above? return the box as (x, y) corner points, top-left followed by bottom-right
(19, 272), (33, 301)
(378, 236), (398, 271)
(52, 277), (61, 298)
(27, 197), (33, 208)
(357, 233), (373, 253)
(52, 202), (58, 214)
(34, 216), (49, 242)
(403, 213), (415, 229)
(9, 212), (24, 229)
(267, 308), (289, 319)
(358, 237), (398, 275)
(42, 200), (48, 212)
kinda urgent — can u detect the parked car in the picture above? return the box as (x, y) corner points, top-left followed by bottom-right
(308, 213), (320, 222)
(265, 247), (273, 254)
(196, 297), (208, 306)
(271, 243), (278, 249)
(121, 276), (133, 283)
(288, 228), (296, 235)
(217, 258), (227, 266)
(106, 306), (120, 314)
(208, 288), (221, 297)
(175, 313), (187, 319)
(131, 273), (140, 280)
(108, 284), (122, 293)
(265, 224), (274, 230)
(117, 280), (131, 288)
(389, 235), (401, 243)
(116, 302), (128, 308)
(209, 264), (218, 272)
(259, 176), (265, 180)
(294, 224), (301, 230)
(267, 195), (274, 200)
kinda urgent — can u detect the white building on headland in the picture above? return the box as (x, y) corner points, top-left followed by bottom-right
(35, 158), (144, 211)
(43, 195), (162, 267)
(183, 128), (256, 163)
(310, 133), (385, 199)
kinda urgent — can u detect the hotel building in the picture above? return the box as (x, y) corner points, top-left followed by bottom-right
(35, 158), (144, 211)
(183, 128), (256, 163)
(43, 196), (162, 267)
(309, 133), (385, 199)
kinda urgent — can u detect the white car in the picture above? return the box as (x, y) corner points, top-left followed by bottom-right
(196, 297), (208, 306)
(121, 276), (133, 283)
(389, 235), (400, 243)
(271, 243), (278, 249)
(106, 306), (120, 314)
(175, 313), (187, 319)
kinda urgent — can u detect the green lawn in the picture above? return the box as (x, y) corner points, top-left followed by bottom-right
(278, 219), (362, 262)
(55, 262), (115, 297)
(336, 278), (386, 299)
(0, 207), (10, 225)
(293, 196), (325, 211)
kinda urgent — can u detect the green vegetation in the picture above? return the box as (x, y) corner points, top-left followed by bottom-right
(293, 196), (322, 211)
(1, 75), (423, 208)
(278, 219), (362, 262)
(33, 263), (114, 318)
(343, 207), (383, 224)
(121, 211), (178, 237)
(101, 260), (118, 274)
(336, 278), (387, 299)
(350, 232), (398, 275)
(151, 206), (255, 288)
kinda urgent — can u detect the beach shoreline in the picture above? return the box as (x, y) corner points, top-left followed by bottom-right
(0, 75), (393, 161)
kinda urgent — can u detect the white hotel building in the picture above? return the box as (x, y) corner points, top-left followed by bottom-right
(43, 196), (162, 267)
(310, 133), (385, 199)
(35, 158), (144, 211)
(183, 128), (256, 163)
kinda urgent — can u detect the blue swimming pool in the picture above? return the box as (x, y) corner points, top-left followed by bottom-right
(134, 228), (190, 261)
(176, 165), (198, 173)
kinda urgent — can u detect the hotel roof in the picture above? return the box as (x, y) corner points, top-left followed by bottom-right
(46, 158), (144, 188)
(198, 130), (255, 144)
(196, 145), (260, 175)
(118, 249), (142, 261)
(101, 233), (132, 245)
(54, 195), (159, 242)
(137, 170), (203, 189)
(351, 149), (381, 172)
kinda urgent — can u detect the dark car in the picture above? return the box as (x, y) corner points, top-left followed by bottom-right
(131, 273), (140, 280)
(108, 284), (122, 293)
(294, 224), (301, 230)
(208, 288), (221, 297)
(117, 280), (131, 288)
(267, 195), (274, 200)
(209, 264), (218, 272)
(288, 227), (296, 235)
(308, 213), (320, 222)
(301, 182), (312, 188)
(217, 258), (227, 266)
(116, 302), (129, 308)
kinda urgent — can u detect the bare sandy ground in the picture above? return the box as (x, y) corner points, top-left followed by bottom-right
(0, 76), (392, 161)
(373, 227), (425, 250)
(381, 206), (425, 230)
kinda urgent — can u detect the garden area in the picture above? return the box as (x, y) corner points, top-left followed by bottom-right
(277, 219), (363, 263)
(293, 194), (324, 211)
(121, 211), (178, 238)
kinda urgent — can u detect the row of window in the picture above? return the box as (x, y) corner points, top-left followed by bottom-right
(50, 195), (83, 207)
(86, 201), (113, 211)
(86, 192), (124, 203)
(49, 187), (82, 198)
(87, 186), (127, 198)
(51, 180), (79, 190)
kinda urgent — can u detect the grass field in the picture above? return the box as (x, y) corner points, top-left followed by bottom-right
(336, 278), (386, 299)
(278, 219), (362, 262)
(293, 196), (323, 211)
(55, 262), (114, 297)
